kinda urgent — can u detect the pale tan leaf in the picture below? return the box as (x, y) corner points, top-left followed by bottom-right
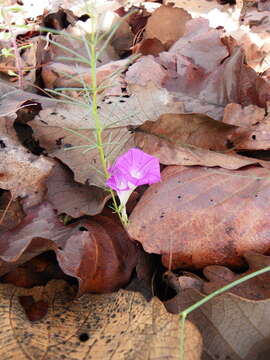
(166, 286), (270, 360)
(0, 280), (202, 360)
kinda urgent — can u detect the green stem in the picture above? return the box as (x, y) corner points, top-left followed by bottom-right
(179, 265), (270, 360)
(89, 18), (123, 224)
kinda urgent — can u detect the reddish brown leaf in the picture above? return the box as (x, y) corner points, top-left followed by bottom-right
(133, 38), (166, 57)
(136, 113), (244, 151)
(56, 215), (138, 295)
(1, 252), (68, 288)
(0, 202), (138, 294)
(128, 165), (270, 269)
(19, 296), (49, 322)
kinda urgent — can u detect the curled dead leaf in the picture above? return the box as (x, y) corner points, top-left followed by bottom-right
(0, 202), (138, 294)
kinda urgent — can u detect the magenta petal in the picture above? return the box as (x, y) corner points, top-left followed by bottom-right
(106, 167), (132, 191)
(106, 148), (161, 192)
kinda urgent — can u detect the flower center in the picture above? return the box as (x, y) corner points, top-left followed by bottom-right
(130, 168), (142, 179)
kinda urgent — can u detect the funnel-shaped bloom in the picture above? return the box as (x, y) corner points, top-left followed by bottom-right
(106, 148), (161, 223)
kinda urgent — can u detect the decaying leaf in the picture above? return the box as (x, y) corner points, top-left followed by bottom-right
(136, 113), (246, 151)
(128, 165), (270, 269)
(0, 280), (202, 360)
(165, 283), (270, 360)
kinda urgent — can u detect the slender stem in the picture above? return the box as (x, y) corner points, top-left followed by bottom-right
(179, 265), (270, 360)
(179, 313), (186, 360)
(89, 16), (123, 223)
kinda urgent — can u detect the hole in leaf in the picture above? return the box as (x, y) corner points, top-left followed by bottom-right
(79, 333), (89, 342)
(0, 140), (6, 148)
(79, 226), (88, 232)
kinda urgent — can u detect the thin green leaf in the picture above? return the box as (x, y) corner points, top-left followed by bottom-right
(55, 55), (91, 66)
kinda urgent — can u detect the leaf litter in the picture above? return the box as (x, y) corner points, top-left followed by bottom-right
(1, 0), (270, 359)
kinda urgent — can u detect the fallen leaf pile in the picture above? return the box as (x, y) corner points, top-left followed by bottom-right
(1, 0), (270, 359)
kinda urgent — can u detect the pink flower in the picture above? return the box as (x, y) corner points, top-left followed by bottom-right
(106, 148), (161, 222)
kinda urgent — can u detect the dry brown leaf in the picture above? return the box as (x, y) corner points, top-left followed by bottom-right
(133, 113), (265, 170)
(127, 33), (270, 120)
(45, 160), (109, 217)
(125, 55), (167, 87)
(133, 38), (166, 57)
(128, 165), (270, 269)
(136, 113), (245, 151)
(165, 284), (270, 360)
(0, 280), (202, 360)
(203, 251), (270, 300)
(145, 5), (191, 48)
(42, 59), (129, 96)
